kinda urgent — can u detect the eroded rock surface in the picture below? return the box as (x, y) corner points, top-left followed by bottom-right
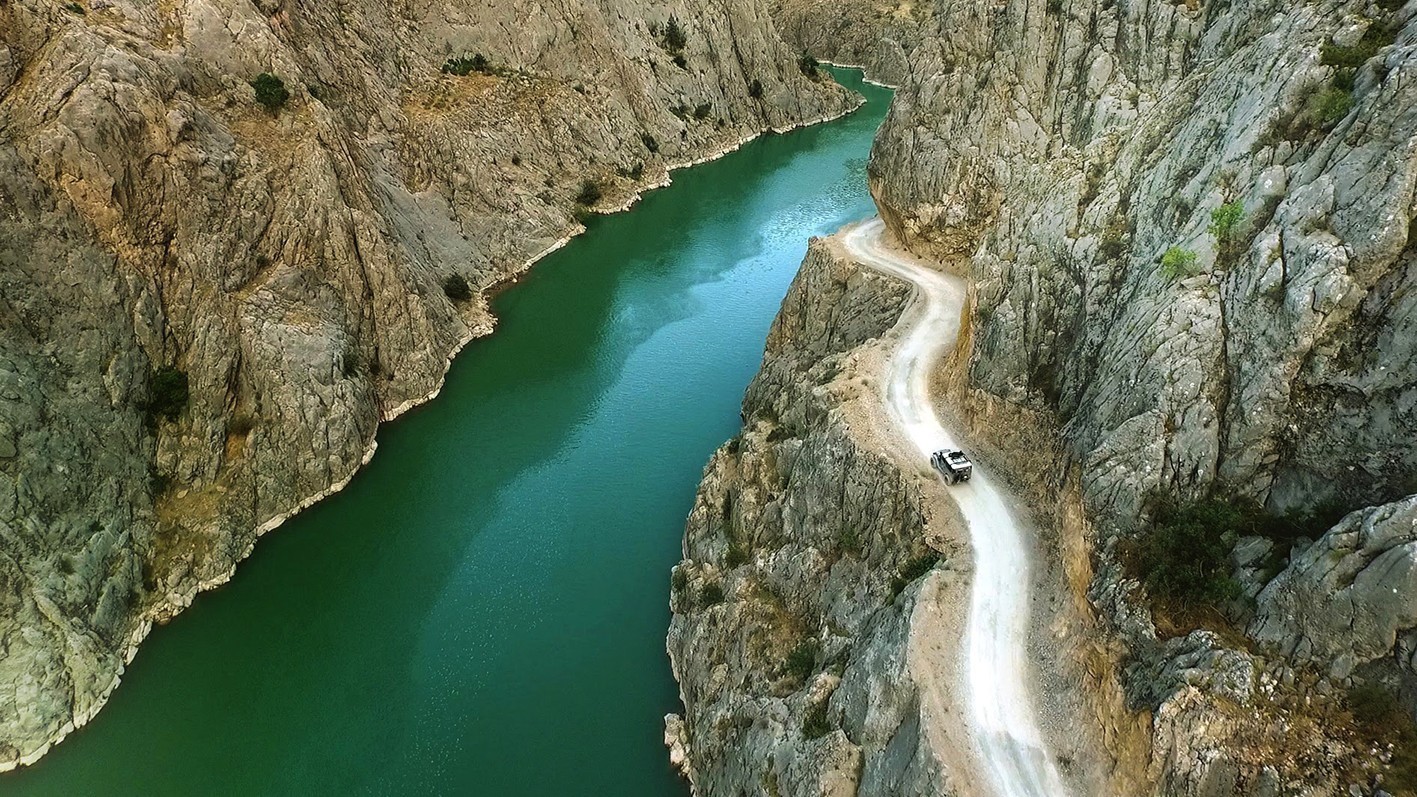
(0, 0), (853, 768)
(859, 0), (1417, 792)
(666, 238), (976, 797)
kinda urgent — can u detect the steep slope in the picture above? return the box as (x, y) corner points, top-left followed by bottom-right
(864, 0), (1417, 792)
(0, 0), (853, 770)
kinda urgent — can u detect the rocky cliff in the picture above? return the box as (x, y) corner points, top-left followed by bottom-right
(667, 238), (981, 796)
(863, 0), (1417, 792)
(769, 0), (929, 86)
(0, 0), (854, 769)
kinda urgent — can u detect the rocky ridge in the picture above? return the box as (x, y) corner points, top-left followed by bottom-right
(0, 0), (854, 769)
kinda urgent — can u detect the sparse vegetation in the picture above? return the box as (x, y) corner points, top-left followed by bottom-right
(442, 53), (491, 76)
(1130, 497), (1244, 609)
(228, 412), (258, 436)
(798, 51), (819, 79)
(145, 365), (189, 426)
(699, 581), (725, 607)
(1308, 87), (1354, 129)
(1047, 0), (1063, 12)
(784, 639), (818, 684)
(574, 179), (603, 207)
(692, 102), (712, 121)
(837, 525), (862, 555)
(1348, 682), (1417, 792)
(641, 132), (659, 153)
(725, 543), (748, 568)
(65, 2), (86, 13)
(442, 273), (473, 303)
(748, 78), (764, 99)
(1160, 246), (1199, 280)
(250, 73), (290, 113)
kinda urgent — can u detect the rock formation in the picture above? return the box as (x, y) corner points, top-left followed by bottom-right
(0, 0), (853, 769)
(860, 0), (1417, 792)
(676, 0), (1416, 793)
(666, 238), (980, 796)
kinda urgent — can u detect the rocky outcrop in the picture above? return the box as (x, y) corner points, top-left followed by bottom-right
(769, 0), (929, 85)
(666, 238), (982, 796)
(862, 0), (1417, 792)
(1251, 496), (1417, 680)
(0, 0), (854, 769)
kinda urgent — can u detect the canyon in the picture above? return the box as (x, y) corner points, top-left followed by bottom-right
(1, 0), (1415, 792)
(669, 0), (1417, 794)
(0, 0), (853, 772)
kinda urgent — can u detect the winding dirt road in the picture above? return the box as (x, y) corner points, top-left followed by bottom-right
(844, 219), (1069, 797)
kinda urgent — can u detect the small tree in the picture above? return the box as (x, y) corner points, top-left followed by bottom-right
(1208, 201), (1245, 243)
(664, 17), (687, 51)
(1160, 246), (1199, 280)
(442, 273), (472, 303)
(250, 73), (290, 113)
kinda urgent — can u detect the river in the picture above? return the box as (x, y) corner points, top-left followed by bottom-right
(4, 68), (891, 797)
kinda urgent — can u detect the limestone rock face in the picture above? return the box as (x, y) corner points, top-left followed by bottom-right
(1251, 496), (1417, 680)
(862, 0), (1417, 792)
(870, 0), (1416, 520)
(0, 0), (852, 769)
(769, 0), (929, 85)
(666, 239), (969, 797)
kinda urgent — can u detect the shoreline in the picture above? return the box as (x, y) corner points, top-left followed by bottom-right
(0, 79), (873, 776)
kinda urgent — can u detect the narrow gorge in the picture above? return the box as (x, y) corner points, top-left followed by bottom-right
(669, 0), (1417, 795)
(2, 0), (1415, 792)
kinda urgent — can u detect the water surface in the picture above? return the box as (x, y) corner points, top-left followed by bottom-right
(6, 68), (890, 796)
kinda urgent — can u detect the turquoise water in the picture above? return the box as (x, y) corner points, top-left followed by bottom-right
(5, 69), (891, 796)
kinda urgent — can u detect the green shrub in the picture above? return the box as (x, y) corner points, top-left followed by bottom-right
(748, 78), (764, 99)
(1160, 246), (1199, 280)
(664, 17), (687, 51)
(784, 640), (818, 684)
(1308, 87), (1354, 128)
(692, 103), (712, 120)
(671, 567), (689, 595)
(641, 132), (659, 153)
(1320, 37), (1382, 70)
(798, 51), (819, 78)
(1131, 497), (1246, 608)
(699, 581), (725, 607)
(574, 179), (602, 206)
(146, 365), (189, 424)
(1046, 0), (1063, 12)
(442, 273), (473, 303)
(1208, 201), (1245, 243)
(837, 526), (862, 555)
(442, 54), (491, 76)
(65, 2), (86, 13)
(250, 73), (290, 113)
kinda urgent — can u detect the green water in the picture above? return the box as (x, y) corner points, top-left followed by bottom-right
(6, 69), (890, 796)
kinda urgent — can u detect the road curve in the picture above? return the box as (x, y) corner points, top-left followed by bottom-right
(843, 219), (1070, 797)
